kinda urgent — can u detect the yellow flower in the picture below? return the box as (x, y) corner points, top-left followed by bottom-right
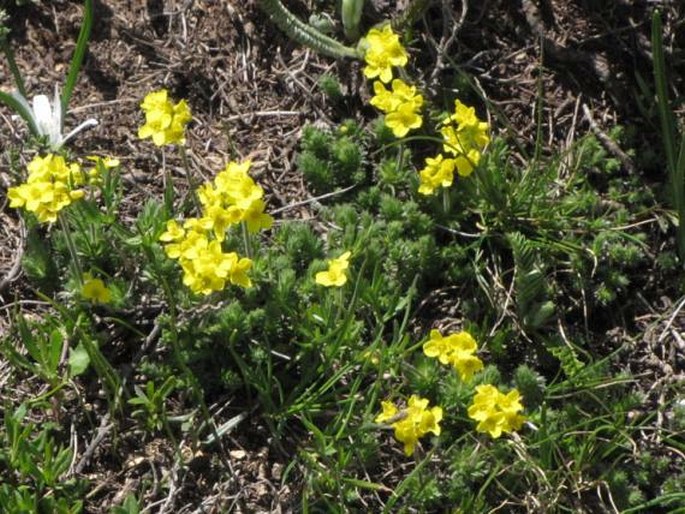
(159, 160), (268, 294)
(240, 198), (274, 233)
(467, 384), (526, 438)
(315, 251), (351, 287)
(8, 154), (85, 223)
(159, 220), (186, 242)
(369, 81), (400, 112)
(226, 252), (253, 288)
(423, 329), (484, 381)
(138, 89), (192, 146)
(369, 79), (423, 138)
(418, 154), (457, 195)
(81, 273), (112, 304)
(376, 395), (442, 456)
(440, 100), (489, 167)
(362, 25), (408, 83)
(375, 401), (400, 423)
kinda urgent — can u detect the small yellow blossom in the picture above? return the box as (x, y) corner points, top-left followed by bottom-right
(375, 395), (442, 456)
(138, 89), (192, 146)
(467, 384), (526, 439)
(362, 25), (408, 83)
(315, 251), (351, 287)
(423, 329), (484, 381)
(439, 100), (489, 173)
(369, 81), (400, 112)
(418, 154), (456, 195)
(159, 160), (269, 295)
(81, 273), (112, 304)
(385, 102), (423, 138)
(369, 79), (423, 138)
(7, 154), (86, 223)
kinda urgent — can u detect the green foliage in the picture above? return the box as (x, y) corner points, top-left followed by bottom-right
(297, 122), (366, 194)
(318, 73), (343, 101)
(128, 377), (180, 433)
(0, 404), (86, 513)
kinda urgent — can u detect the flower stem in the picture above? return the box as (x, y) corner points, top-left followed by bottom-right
(162, 148), (174, 217)
(241, 221), (253, 259)
(179, 145), (202, 213)
(58, 212), (84, 286)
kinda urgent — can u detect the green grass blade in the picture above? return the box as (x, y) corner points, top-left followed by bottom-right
(61, 0), (93, 117)
(0, 90), (38, 135)
(677, 132), (685, 258)
(651, 11), (677, 174)
(652, 11), (685, 260)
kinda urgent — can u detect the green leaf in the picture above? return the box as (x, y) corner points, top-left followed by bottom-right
(48, 328), (64, 375)
(68, 342), (90, 376)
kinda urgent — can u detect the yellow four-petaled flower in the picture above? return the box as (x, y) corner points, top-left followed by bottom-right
(315, 251), (352, 287)
(375, 395), (443, 456)
(467, 384), (526, 439)
(138, 89), (192, 146)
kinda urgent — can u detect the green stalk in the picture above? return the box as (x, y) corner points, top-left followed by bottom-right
(341, 0), (364, 41)
(257, 0), (360, 59)
(61, 0), (93, 117)
(241, 221), (253, 258)
(162, 148), (175, 217)
(676, 133), (685, 258)
(652, 11), (685, 260)
(652, 12), (677, 173)
(58, 213), (84, 287)
(0, 90), (38, 136)
(142, 240), (218, 451)
(179, 145), (202, 213)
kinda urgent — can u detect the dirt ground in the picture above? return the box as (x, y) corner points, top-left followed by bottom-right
(1, 0), (684, 511)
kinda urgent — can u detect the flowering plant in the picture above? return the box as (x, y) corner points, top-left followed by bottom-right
(423, 329), (484, 382)
(159, 160), (272, 296)
(375, 395), (443, 456)
(315, 251), (352, 287)
(8, 154), (91, 223)
(138, 89), (192, 147)
(467, 384), (526, 439)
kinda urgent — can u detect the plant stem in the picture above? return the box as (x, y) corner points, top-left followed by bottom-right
(241, 221), (253, 258)
(257, 0), (360, 59)
(58, 213), (84, 286)
(179, 145), (202, 213)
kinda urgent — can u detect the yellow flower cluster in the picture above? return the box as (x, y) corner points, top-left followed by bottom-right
(362, 24), (408, 83)
(418, 100), (490, 195)
(8, 154), (89, 223)
(362, 25), (423, 139)
(138, 89), (192, 146)
(467, 384), (526, 439)
(159, 160), (272, 296)
(370, 79), (424, 138)
(315, 251), (351, 287)
(375, 395), (443, 456)
(422, 329), (484, 382)
(420, 328), (526, 440)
